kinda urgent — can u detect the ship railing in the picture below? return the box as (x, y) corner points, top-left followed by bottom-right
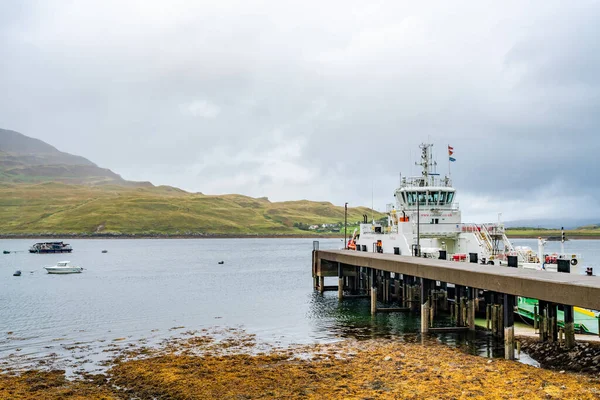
(401, 176), (453, 188)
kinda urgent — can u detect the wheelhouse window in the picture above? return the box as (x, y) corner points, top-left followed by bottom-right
(439, 191), (447, 205)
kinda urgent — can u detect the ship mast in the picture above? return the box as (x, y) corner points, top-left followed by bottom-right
(415, 143), (437, 186)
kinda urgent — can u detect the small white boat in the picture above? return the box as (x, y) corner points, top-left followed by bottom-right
(44, 261), (83, 274)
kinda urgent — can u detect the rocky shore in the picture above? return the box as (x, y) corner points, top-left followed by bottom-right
(519, 336), (600, 374)
(2, 331), (600, 399)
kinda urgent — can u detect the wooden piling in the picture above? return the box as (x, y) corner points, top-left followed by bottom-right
(421, 278), (433, 333)
(504, 294), (515, 360)
(319, 276), (325, 294)
(455, 285), (463, 326)
(370, 268), (377, 315)
(338, 262), (344, 300)
(564, 305), (575, 349)
(468, 288), (476, 331)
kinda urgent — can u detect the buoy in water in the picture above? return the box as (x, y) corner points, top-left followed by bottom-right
(13, 270), (21, 276)
(218, 261), (224, 265)
(102, 250), (108, 253)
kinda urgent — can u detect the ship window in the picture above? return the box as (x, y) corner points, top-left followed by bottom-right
(401, 192), (406, 203)
(439, 191), (447, 205)
(432, 191), (440, 205)
(417, 191), (426, 205)
(447, 192), (455, 203)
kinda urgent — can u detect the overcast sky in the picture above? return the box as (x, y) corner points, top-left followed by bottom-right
(1, 1), (599, 222)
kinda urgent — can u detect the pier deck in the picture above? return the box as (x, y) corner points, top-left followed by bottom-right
(315, 250), (600, 310)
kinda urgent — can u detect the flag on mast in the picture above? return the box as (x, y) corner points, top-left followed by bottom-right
(448, 145), (456, 162)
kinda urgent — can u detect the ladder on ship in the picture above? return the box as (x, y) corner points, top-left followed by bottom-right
(469, 224), (493, 256)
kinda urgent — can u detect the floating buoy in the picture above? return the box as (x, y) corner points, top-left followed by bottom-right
(218, 261), (224, 265)
(13, 270), (21, 276)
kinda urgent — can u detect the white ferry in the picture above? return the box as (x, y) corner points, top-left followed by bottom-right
(352, 143), (580, 273)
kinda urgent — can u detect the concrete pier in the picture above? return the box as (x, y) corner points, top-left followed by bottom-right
(312, 249), (600, 354)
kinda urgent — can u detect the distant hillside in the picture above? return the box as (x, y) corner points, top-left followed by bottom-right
(504, 218), (600, 230)
(0, 183), (384, 236)
(0, 128), (151, 186)
(0, 128), (383, 236)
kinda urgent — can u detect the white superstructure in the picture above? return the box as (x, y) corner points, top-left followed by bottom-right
(353, 143), (580, 272)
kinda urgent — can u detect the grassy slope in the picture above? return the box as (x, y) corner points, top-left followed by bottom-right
(0, 183), (383, 235)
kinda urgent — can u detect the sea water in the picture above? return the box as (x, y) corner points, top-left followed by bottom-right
(1, 238), (598, 372)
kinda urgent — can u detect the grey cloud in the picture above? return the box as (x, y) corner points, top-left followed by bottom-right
(1, 0), (599, 222)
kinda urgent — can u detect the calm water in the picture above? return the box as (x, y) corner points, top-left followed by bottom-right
(1, 238), (599, 372)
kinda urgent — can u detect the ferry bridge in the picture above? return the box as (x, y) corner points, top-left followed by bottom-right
(312, 244), (600, 360)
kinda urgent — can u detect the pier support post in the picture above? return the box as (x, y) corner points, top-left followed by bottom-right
(383, 271), (390, 303)
(421, 278), (433, 333)
(548, 303), (558, 343)
(564, 305), (575, 349)
(538, 300), (548, 341)
(338, 262), (344, 301)
(370, 268), (377, 315)
(394, 275), (400, 301)
(319, 276), (325, 294)
(455, 285), (464, 326)
(468, 287), (476, 331)
(504, 294), (515, 360)
(440, 282), (448, 311)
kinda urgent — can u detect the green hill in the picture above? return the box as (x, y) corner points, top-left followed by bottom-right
(0, 128), (382, 236)
(0, 182), (382, 236)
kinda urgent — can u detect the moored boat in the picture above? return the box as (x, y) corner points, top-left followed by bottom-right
(353, 143), (581, 272)
(44, 261), (83, 274)
(29, 242), (73, 254)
